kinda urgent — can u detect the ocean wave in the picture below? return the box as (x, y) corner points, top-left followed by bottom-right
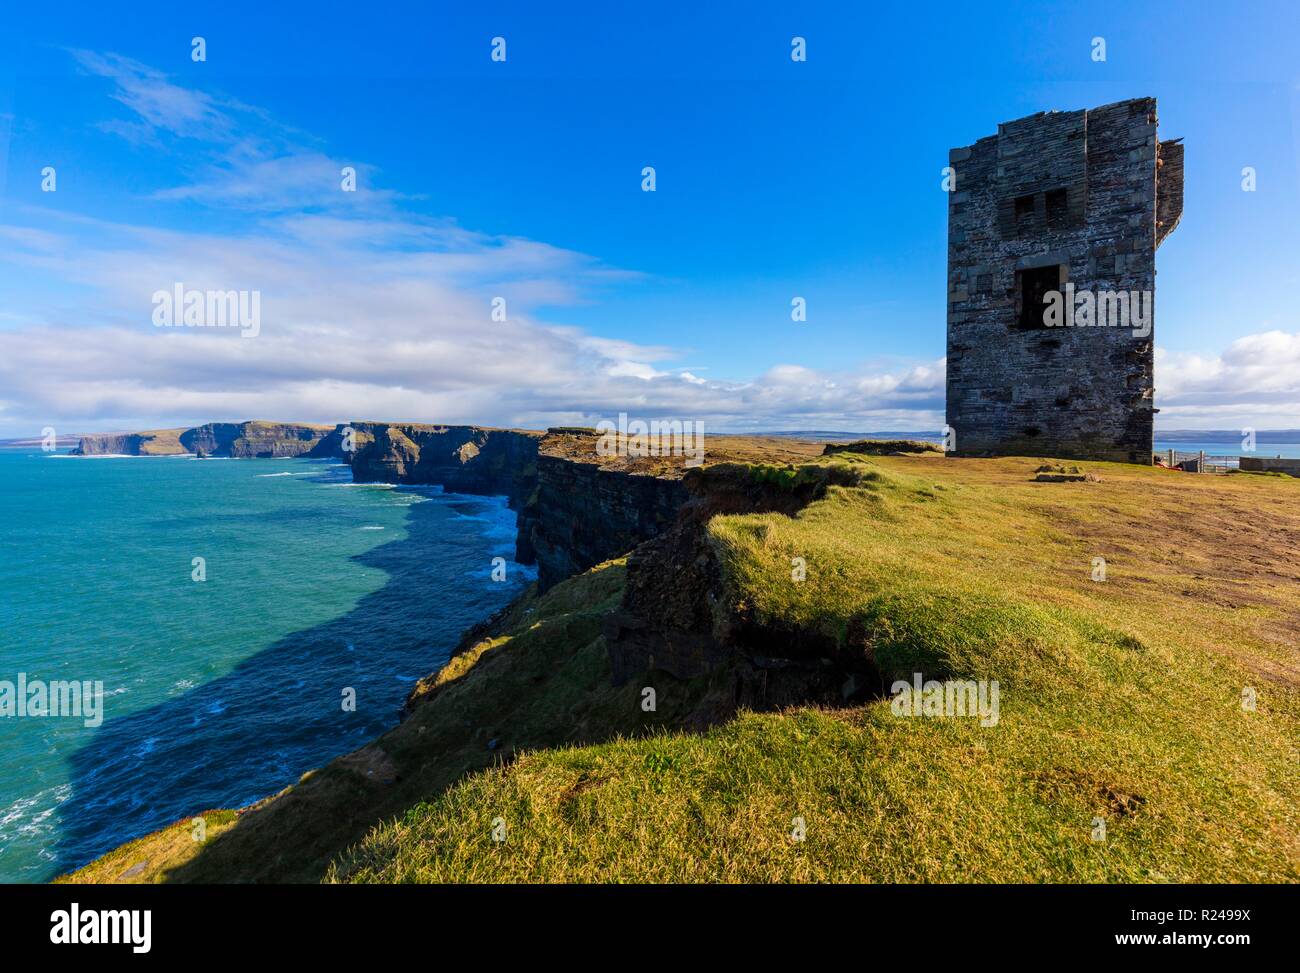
(0, 783), (72, 838)
(47, 453), (134, 459)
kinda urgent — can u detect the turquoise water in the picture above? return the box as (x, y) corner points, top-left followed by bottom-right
(1154, 440), (1300, 459)
(0, 448), (534, 882)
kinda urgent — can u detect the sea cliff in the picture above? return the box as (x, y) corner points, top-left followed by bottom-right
(72, 420), (342, 458)
(345, 425), (818, 590)
(70, 418), (821, 595)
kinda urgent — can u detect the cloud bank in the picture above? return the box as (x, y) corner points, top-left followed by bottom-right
(0, 52), (1294, 437)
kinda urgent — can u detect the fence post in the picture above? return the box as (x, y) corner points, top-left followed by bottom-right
(1199, 450), (1205, 473)
(1168, 448), (1175, 467)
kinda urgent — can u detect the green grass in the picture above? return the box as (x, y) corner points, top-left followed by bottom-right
(331, 455), (1300, 883)
(55, 810), (239, 884)
(65, 453), (1300, 883)
(61, 558), (726, 883)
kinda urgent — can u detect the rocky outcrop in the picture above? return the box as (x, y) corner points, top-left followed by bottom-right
(71, 430), (187, 455)
(525, 450), (689, 590)
(348, 424), (544, 562)
(348, 424), (698, 589)
(304, 423), (365, 461)
(349, 423), (542, 506)
(604, 462), (871, 707)
(822, 439), (943, 456)
(180, 421), (338, 458)
(72, 421), (345, 458)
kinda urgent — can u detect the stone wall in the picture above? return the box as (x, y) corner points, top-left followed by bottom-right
(945, 97), (1183, 463)
(1239, 456), (1300, 477)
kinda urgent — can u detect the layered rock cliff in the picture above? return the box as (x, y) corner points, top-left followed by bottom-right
(70, 429), (188, 455)
(348, 423), (541, 506)
(347, 424), (828, 592)
(347, 424), (705, 589)
(181, 421), (338, 458)
(525, 446), (689, 590)
(72, 421), (344, 458)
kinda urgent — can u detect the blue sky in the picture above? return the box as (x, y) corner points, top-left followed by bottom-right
(1, 0), (1298, 436)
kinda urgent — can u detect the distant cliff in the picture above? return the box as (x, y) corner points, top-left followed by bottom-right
(70, 429), (188, 456)
(347, 425), (695, 589)
(72, 421), (343, 458)
(180, 421), (337, 458)
(70, 418), (812, 596)
(348, 423), (541, 506)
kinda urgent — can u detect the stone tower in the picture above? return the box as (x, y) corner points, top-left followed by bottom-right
(944, 97), (1183, 463)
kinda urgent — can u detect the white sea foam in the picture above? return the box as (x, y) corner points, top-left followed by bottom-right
(48, 453), (134, 459)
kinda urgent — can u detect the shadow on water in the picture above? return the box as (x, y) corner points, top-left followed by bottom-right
(51, 492), (527, 880)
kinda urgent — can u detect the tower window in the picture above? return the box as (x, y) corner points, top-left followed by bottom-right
(1016, 264), (1063, 330)
(1014, 194), (1036, 228)
(1045, 188), (1069, 227)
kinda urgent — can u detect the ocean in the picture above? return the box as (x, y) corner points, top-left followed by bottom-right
(0, 448), (534, 882)
(1154, 440), (1300, 460)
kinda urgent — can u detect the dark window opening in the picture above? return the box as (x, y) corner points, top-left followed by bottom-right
(1014, 194), (1036, 229)
(1016, 264), (1062, 330)
(1045, 188), (1069, 227)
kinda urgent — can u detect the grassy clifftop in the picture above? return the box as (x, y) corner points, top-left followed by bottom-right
(64, 453), (1300, 883)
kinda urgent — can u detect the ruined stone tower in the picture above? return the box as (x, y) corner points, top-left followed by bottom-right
(945, 97), (1183, 463)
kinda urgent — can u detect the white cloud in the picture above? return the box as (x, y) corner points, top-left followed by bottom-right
(71, 50), (249, 143)
(9, 50), (1291, 440)
(0, 196), (947, 434)
(1156, 331), (1300, 428)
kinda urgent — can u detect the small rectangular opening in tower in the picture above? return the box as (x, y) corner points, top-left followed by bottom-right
(1045, 188), (1069, 227)
(1016, 264), (1062, 329)
(1014, 193), (1036, 232)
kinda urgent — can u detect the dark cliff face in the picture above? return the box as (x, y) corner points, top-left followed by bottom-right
(349, 423), (542, 506)
(305, 423), (363, 461)
(71, 433), (159, 456)
(180, 421), (337, 458)
(524, 454), (689, 590)
(604, 462), (871, 711)
(72, 421), (345, 458)
(347, 424), (696, 590)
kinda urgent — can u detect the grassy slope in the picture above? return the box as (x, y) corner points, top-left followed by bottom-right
(65, 454), (1300, 883)
(61, 559), (726, 883)
(54, 811), (240, 884)
(332, 455), (1299, 883)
